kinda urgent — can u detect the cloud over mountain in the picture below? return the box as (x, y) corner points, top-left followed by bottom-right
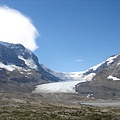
(0, 6), (39, 51)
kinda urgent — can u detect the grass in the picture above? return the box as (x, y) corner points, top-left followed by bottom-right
(0, 93), (120, 120)
(0, 103), (118, 120)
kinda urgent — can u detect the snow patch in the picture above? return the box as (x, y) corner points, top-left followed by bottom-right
(0, 62), (15, 71)
(0, 41), (11, 47)
(0, 62), (34, 73)
(82, 73), (96, 81)
(87, 94), (93, 98)
(106, 54), (119, 65)
(107, 75), (120, 81)
(117, 63), (120, 65)
(18, 56), (38, 70)
(0, 62), (26, 71)
(20, 71), (24, 74)
(27, 72), (32, 75)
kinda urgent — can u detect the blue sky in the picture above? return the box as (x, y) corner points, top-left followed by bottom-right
(0, 0), (120, 72)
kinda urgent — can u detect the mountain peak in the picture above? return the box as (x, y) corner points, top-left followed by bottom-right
(0, 42), (60, 89)
(0, 41), (32, 57)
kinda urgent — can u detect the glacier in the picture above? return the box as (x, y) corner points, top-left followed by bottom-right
(33, 80), (86, 93)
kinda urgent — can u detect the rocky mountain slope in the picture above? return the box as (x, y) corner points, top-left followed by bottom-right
(0, 41), (60, 92)
(76, 54), (120, 99)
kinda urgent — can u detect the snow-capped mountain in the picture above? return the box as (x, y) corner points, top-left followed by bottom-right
(0, 41), (61, 81)
(83, 54), (120, 76)
(0, 41), (38, 70)
(76, 53), (120, 99)
(0, 41), (60, 92)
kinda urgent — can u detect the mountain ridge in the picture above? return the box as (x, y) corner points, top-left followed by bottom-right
(41, 53), (120, 82)
(76, 53), (120, 99)
(0, 41), (60, 92)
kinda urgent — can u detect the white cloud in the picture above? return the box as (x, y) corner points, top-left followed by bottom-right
(0, 6), (39, 51)
(75, 59), (84, 62)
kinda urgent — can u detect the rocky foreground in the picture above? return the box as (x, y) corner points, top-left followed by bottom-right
(0, 92), (120, 120)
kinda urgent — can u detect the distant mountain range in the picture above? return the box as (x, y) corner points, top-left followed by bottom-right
(42, 53), (120, 83)
(0, 41), (120, 99)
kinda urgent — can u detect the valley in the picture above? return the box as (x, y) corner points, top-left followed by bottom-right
(0, 1), (120, 119)
(0, 42), (120, 119)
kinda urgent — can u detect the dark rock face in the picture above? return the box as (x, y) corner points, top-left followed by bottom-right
(0, 42), (60, 92)
(76, 80), (120, 99)
(76, 54), (120, 99)
(0, 44), (26, 67)
(0, 68), (44, 93)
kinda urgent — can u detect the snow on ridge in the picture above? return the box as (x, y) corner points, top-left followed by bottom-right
(0, 41), (32, 55)
(91, 62), (105, 71)
(107, 75), (120, 81)
(0, 41), (20, 49)
(41, 64), (85, 81)
(0, 41), (11, 47)
(85, 54), (120, 72)
(106, 54), (119, 65)
(84, 61), (105, 73)
(18, 56), (38, 70)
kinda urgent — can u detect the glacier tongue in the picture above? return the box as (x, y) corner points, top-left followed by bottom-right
(33, 80), (86, 93)
(33, 73), (95, 93)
